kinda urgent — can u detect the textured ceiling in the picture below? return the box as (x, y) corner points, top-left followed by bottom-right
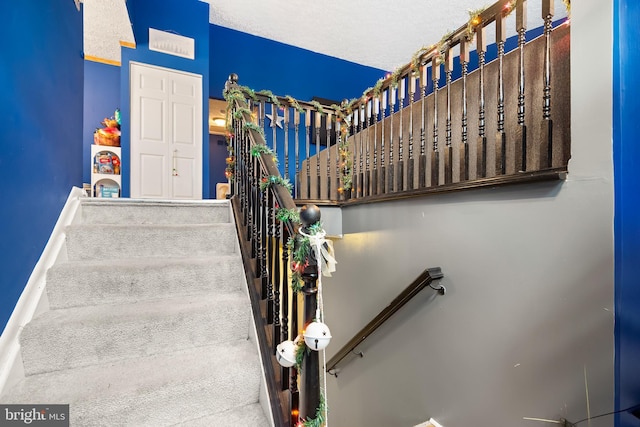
(203, 0), (568, 71)
(83, 0), (134, 63)
(83, 0), (567, 70)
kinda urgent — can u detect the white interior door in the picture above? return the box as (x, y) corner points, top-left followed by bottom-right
(130, 62), (202, 199)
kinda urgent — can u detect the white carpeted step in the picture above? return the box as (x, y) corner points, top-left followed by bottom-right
(1, 340), (267, 426)
(172, 403), (270, 426)
(65, 223), (237, 260)
(46, 256), (244, 309)
(20, 293), (251, 375)
(79, 199), (230, 225)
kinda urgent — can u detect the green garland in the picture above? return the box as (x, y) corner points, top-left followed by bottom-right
(233, 107), (252, 120)
(260, 175), (293, 193)
(285, 95), (305, 114)
(410, 45), (431, 75)
(372, 77), (385, 98)
(300, 393), (327, 427)
(257, 89), (281, 107)
(295, 338), (308, 370)
(250, 143), (278, 165)
(338, 125), (353, 192)
(288, 221), (322, 293)
(466, 6), (488, 39)
(389, 66), (403, 88)
(243, 121), (265, 138)
(240, 85), (258, 102)
(310, 100), (325, 115)
(276, 207), (300, 224)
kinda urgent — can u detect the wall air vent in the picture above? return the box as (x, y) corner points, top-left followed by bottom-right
(148, 28), (194, 59)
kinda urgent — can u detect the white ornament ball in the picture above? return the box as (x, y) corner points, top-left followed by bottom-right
(276, 340), (297, 367)
(303, 320), (332, 351)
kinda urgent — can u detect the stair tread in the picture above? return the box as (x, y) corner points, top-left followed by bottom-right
(1, 340), (263, 426)
(65, 223), (238, 260)
(79, 199), (231, 226)
(171, 403), (270, 426)
(51, 254), (242, 267)
(21, 293), (251, 375)
(34, 290), (248, 321)
(46, 256), (245, 309)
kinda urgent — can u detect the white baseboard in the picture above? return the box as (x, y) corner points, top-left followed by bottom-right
(0, 186), (85, 393)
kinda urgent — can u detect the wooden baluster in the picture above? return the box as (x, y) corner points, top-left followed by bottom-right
(363, 101), (370, 197)
(250, 150), (258, 259)
(326, 112), (332, 200)
(431, 56), (441, 187)
(496, 11), (507, 176)
(352, 110), (360, 198)
(280, 225), (290, 390)
(388, 85), (396, 192)
(305, 110), (311, 198)
(373, 96), (380, 195)
(258, 99), (266, 129)
(335, 113), (342, 201)
(294, 109), (301, 197)
(358, 105), (365, 198)
(266, 191), (275, 321)
(397, 77), (405, 191)
(300, 255), (319, 421)
(259, 185), (268, 301)
(516, 0), (528, 172)
(273, 212), (281, 355)
(289, 241), (300, 426)
(380, 90), (387, 194)
(407, 73), (416, 190)
(476, 26), (488, 178)
(241, 116), (249, 228)
(270, 103), (278, 155)
(460, 38), (470, 181)
(445, 47), (453, 184)
(314, 111), (321, 198)
(419, 64), (428, 188)
(541, 0), (554, 168)
(284, 106), (290, 180)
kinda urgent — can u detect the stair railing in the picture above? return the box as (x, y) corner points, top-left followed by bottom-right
(224, 76), (325, 426)
(225, 0), (571, 206)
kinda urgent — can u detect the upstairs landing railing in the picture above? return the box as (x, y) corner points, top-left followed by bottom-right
(227, 0), (571, 205)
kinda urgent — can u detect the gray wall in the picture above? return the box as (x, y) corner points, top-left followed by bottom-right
(322, 1), (614, 426)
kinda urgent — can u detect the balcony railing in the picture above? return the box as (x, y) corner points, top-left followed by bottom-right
(228, 0), (570, 206)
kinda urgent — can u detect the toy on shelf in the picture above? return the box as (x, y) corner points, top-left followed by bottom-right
(94, 109), (121, 147)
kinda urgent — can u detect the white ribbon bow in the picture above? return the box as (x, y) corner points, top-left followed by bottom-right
(299, 228), (337, 277)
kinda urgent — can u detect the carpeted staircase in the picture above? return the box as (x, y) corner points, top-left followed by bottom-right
(0, 198), (270, 426)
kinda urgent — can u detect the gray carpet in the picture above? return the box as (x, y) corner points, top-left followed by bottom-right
(0, 198), (269, 426)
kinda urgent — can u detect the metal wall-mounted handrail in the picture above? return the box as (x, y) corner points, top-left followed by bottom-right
(326, 267), (444, 376)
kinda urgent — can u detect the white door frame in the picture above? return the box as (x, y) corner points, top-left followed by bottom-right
(129, 61), (203, 199)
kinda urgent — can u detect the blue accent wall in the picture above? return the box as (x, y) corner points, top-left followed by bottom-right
(209, 25), (387, 183)
(209, 25), (386, 101)
(0, 0), (83, 332)
(120, 0), (210, 197)
(83, 61), (121, 184)
(613, 0), (640, 425)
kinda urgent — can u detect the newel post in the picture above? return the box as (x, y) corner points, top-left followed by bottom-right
(297, 204), (321, 422)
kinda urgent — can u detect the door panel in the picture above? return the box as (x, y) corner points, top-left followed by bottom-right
(140, 153), (165, 197)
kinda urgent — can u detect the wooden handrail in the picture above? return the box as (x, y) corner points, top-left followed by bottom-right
(326, 267), (444, 375)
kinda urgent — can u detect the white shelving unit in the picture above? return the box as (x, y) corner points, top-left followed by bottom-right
(91, 145), (122, 198)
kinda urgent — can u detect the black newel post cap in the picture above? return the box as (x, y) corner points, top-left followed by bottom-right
(299, 204), (321, 229)
(224, 73), (239, 93)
